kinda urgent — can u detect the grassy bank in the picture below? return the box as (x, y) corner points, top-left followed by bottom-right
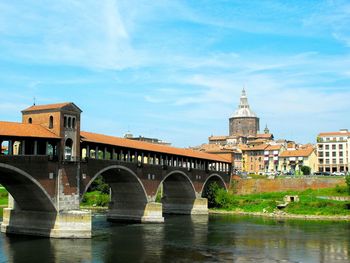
(0, 187), (8, 218)
(211, 185), (350, 216)
(80, 190), (109, 208)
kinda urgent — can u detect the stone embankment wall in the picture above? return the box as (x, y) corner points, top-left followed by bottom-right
(232, 178), (346, 195)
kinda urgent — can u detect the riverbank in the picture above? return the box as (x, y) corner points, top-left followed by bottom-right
(209, 209), (350, 221)
(210, 184), (350, 218)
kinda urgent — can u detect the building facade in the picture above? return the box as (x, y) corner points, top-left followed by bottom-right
(279, 146), (317, 174)
(263, 145), (285, 173)
(241, 144), (268, 174)
(317, 129), (350, 173)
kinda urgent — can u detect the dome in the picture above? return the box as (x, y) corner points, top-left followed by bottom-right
(231, 88), (257, 118)
(232, 107), (257, 118)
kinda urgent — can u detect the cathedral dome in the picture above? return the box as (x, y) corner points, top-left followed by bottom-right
(231, 88), (257, 118)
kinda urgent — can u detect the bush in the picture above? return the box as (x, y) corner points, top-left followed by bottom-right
(89, 175), (110, 194)
(203, 182), (220, 208)
(301, 166), (311, 175)
(346, 176), (350, 195)
(335, 184), (347, 194)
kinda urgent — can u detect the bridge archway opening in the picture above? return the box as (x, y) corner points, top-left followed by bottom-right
(161, 171), (197, 214)
(201, 174), (227, 208)
(64, 138), (73, 161)
(84, 165), (148, 222)
(0, 163), (56, 212)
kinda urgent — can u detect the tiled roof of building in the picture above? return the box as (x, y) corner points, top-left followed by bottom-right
(240, 144), (269, 151)
(280, 147), (314, 157)
(208, 135), (228, 140)
(256, 133), (273, 139)
(0, 121), (60, 139)
(318, 131), (350, 137)
(265, 145), (282, 151)
(81, 131), (229, 163)
(22, 102), (82, 113)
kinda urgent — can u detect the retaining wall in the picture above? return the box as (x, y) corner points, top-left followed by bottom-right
(232, 177), (346, 195)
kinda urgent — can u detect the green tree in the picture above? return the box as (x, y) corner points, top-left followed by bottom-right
(203, 182), (220, 208)
(301, 166), (311, 175)
(89, 175), (110, 194)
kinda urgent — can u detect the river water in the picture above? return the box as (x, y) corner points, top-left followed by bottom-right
(0, 214), (349, 263)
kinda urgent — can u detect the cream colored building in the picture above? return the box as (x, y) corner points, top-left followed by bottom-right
(279, 146), (317, 174)
(317, 129), (350, 173)
(263, 144), (285, 173)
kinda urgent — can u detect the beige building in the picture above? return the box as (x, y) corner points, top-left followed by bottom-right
(317, 129), (350, 173)
(263, 144), (285, 173)
(279, 146), (317, 174)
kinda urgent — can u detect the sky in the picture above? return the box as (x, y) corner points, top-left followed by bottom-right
(1, 0), (350, 147)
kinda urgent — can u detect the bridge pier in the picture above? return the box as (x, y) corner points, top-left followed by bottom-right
(162, 197), (208, 215)
(107, 202), (164, 223)
(1, 208), (91, 238)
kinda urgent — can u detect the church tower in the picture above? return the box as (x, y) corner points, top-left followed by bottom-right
(229, 88), (259, 137)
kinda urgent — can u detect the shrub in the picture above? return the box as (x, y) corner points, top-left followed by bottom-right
(300, 166), (311, 175)
(204, 182), (221, 208)
(346, 176), (350, 195)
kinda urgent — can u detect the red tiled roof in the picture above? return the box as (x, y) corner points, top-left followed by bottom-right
(21, 102), (82, 113)
(266, 145), (282, 151)
(0, 121), (60, 139)
(209, 135), (228, 140)
(256, 133), (273, 138)
(318, 131), (350, 137)
(81, 131), (229, 163)
(240, 144), (269, 151)
(280, 147), (314, 157)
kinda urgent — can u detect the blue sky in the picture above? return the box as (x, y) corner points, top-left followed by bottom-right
(1, 0), (350, 147)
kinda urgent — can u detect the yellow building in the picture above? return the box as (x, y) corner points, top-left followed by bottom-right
(240, 144), (268, 174)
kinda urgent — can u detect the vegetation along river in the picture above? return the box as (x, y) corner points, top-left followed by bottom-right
(0, 213), (349, 262)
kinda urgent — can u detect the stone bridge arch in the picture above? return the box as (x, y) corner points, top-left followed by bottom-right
(85, 165), (163, 223)
(0, 163), (56, 212)
(160, 170), (207, 215)
(201, 173), (228, 194)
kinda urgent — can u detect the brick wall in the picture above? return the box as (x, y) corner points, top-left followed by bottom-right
(232, 177), (346, 195)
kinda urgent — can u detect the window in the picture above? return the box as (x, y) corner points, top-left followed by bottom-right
(332, 144), (336, 150)
(64, 116), (67, 128)
(332, 159), (336, 164)
(68, 117), (71, 128)
(325, 152), (329, 157)
(339, 144), (343, 150)
(339, 152), (343, 157)
(326, 137), (330, 141)
(318, 152), (323, 157)
(332, 152), (336, 157)
(72, 118), (76, 129)
(28, 118), (32, 124)
(325, 145), (329, 150)
(326, 159), (330, 164)
(49, 116), (53, 129)
(340, 159), (343, 164)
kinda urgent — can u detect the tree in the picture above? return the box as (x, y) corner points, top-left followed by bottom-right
(300, 166), (311, 175)
(203, 182), (220, 208)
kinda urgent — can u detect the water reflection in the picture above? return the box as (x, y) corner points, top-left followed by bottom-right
(0, 214), (349, 262)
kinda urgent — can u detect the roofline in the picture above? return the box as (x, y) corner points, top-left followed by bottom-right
(81, 131), (230, 163)
(21, 102), (83, 113)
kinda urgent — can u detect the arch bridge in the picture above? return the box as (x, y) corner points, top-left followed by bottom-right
(0, 103), (231, 238)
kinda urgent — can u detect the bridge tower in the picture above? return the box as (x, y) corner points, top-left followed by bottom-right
(21, 103), (82, 161)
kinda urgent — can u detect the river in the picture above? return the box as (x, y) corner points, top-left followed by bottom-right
(0, 214), (349, 262)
